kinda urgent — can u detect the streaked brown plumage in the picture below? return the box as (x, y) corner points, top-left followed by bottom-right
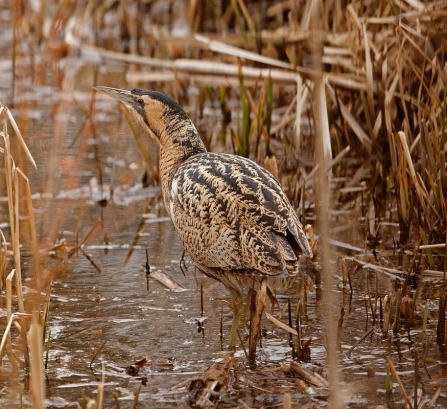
(94, 86), (312, 359)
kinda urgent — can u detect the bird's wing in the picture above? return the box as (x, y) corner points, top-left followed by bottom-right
(170, 153), (312, 276)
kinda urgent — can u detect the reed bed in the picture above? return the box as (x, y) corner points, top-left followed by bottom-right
(1, 0), (447, 407)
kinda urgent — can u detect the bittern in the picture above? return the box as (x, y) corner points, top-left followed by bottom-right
(94, 86), (312, 360)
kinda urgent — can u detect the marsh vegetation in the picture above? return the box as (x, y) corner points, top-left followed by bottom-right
(1, 0), (447, 407)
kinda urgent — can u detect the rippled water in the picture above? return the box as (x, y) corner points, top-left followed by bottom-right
(1, 11), (446, 407)
(9, 190), (447, 409)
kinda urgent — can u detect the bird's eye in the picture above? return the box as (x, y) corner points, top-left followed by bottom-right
(137, 98), (144, 105)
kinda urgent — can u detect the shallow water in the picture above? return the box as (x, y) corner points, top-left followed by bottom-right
(1, 6), (447, 408)
(2, 95), (446, 406)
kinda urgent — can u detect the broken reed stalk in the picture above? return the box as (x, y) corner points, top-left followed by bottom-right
(145, 248), (150, 292)
(283, 393), (291, 409)
(392, 286), (403, 335)
(132, 385), (141, 409)
(413, 349), (419, 409)
(0, 308), (15, 361)
(17, 168), (41, 305)
(287, 299), (292, 342)
(29, 313), (45, 409)
(290, 361), (329, 388)
(382, 295), (392, 335)
(346, 327), (374, 356)
(5, 270), (15, 351)
(341, 258), (348, 286)
(42, 284), (52, 344)
(113, 392), (121, 409)
(96, 364), (105, 409)
(45, 330), (51, 370)
(387, 357), (413, 409)
(295, 300), (302, 360)
(0, 313), (15, 361)
(366, 270), (376, 324)
(248, 279), (266, 362)
(90, 339), (109, 369)
(69, 218), (102, 258)
(337, 307), (344, 349)
(1, 107), (29, 366)
(427, 387), (442, 409)
(385, 364), (393, 393)
(0, 231), (6, 289)
(422, 303), (428, 343)
(236, 329), (248, 360)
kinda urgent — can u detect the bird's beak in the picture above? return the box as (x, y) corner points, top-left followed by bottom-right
(93, 86), (135, 107)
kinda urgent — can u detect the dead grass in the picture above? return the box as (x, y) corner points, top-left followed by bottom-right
(1, 0), (447, 407)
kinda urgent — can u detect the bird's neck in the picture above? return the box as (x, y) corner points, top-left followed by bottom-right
(158, 118), (206, 214)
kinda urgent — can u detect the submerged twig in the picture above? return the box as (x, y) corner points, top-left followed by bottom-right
(346, 327), (374, 356)
(90, 339), (109, 370)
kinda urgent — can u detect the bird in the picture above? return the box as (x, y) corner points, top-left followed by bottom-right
(94, 86), (313, 360)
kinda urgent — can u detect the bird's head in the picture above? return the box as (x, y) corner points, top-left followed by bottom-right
(93, 87), (195, 146)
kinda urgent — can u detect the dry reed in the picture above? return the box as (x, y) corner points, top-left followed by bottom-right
(1, 0), (447, 406)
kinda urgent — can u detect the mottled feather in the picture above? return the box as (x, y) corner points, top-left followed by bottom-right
(169, 152), (312, 283)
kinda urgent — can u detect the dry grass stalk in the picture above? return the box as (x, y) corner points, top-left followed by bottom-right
(86, 45), (369, 90)
(283, 392), (291, 409)
(427, 386), (442, 409)
(365, 271), (376, 323)
(4, 108), (37, 168)
(396, 131), (427, 214)
(1, 99), (47, 407)
(293, 78), (309, 151)
(362, 23), (375, 125)
(29, 314), (45, 409)
(96, 364), (105, 409)
(16, 168), (41, 296)
(295, 300), (303, 359)
(395, 131), (411, 238)
(289, 361), (329, 388)
(1, 106), (29, 365)
(308, 3), (342, 406)
(5, 270), (15, 326)
(42, 284), (52, 343)
(4, 269), (15, 353)
(2, 269), (17, 364)
(0, 314), (16, 361)
(265, 312), (298, 335)
(382, 295), (392, 334)
(0, 230), (6, 290)
(387, 357), (414, 409)
(326, 83), (372, 152)
(392, 288), (403, 334)
(196, 34), (293, 69)
(352, 258), (405, 281)
(341, 258), (348, 285)
(68, 218), (102, 258)
(315, 77), (332, 168)
(248, 279), (267, 362)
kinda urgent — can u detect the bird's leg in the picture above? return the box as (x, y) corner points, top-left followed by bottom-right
(248, 278), (267, 362)
(229, 289), (243, 350)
